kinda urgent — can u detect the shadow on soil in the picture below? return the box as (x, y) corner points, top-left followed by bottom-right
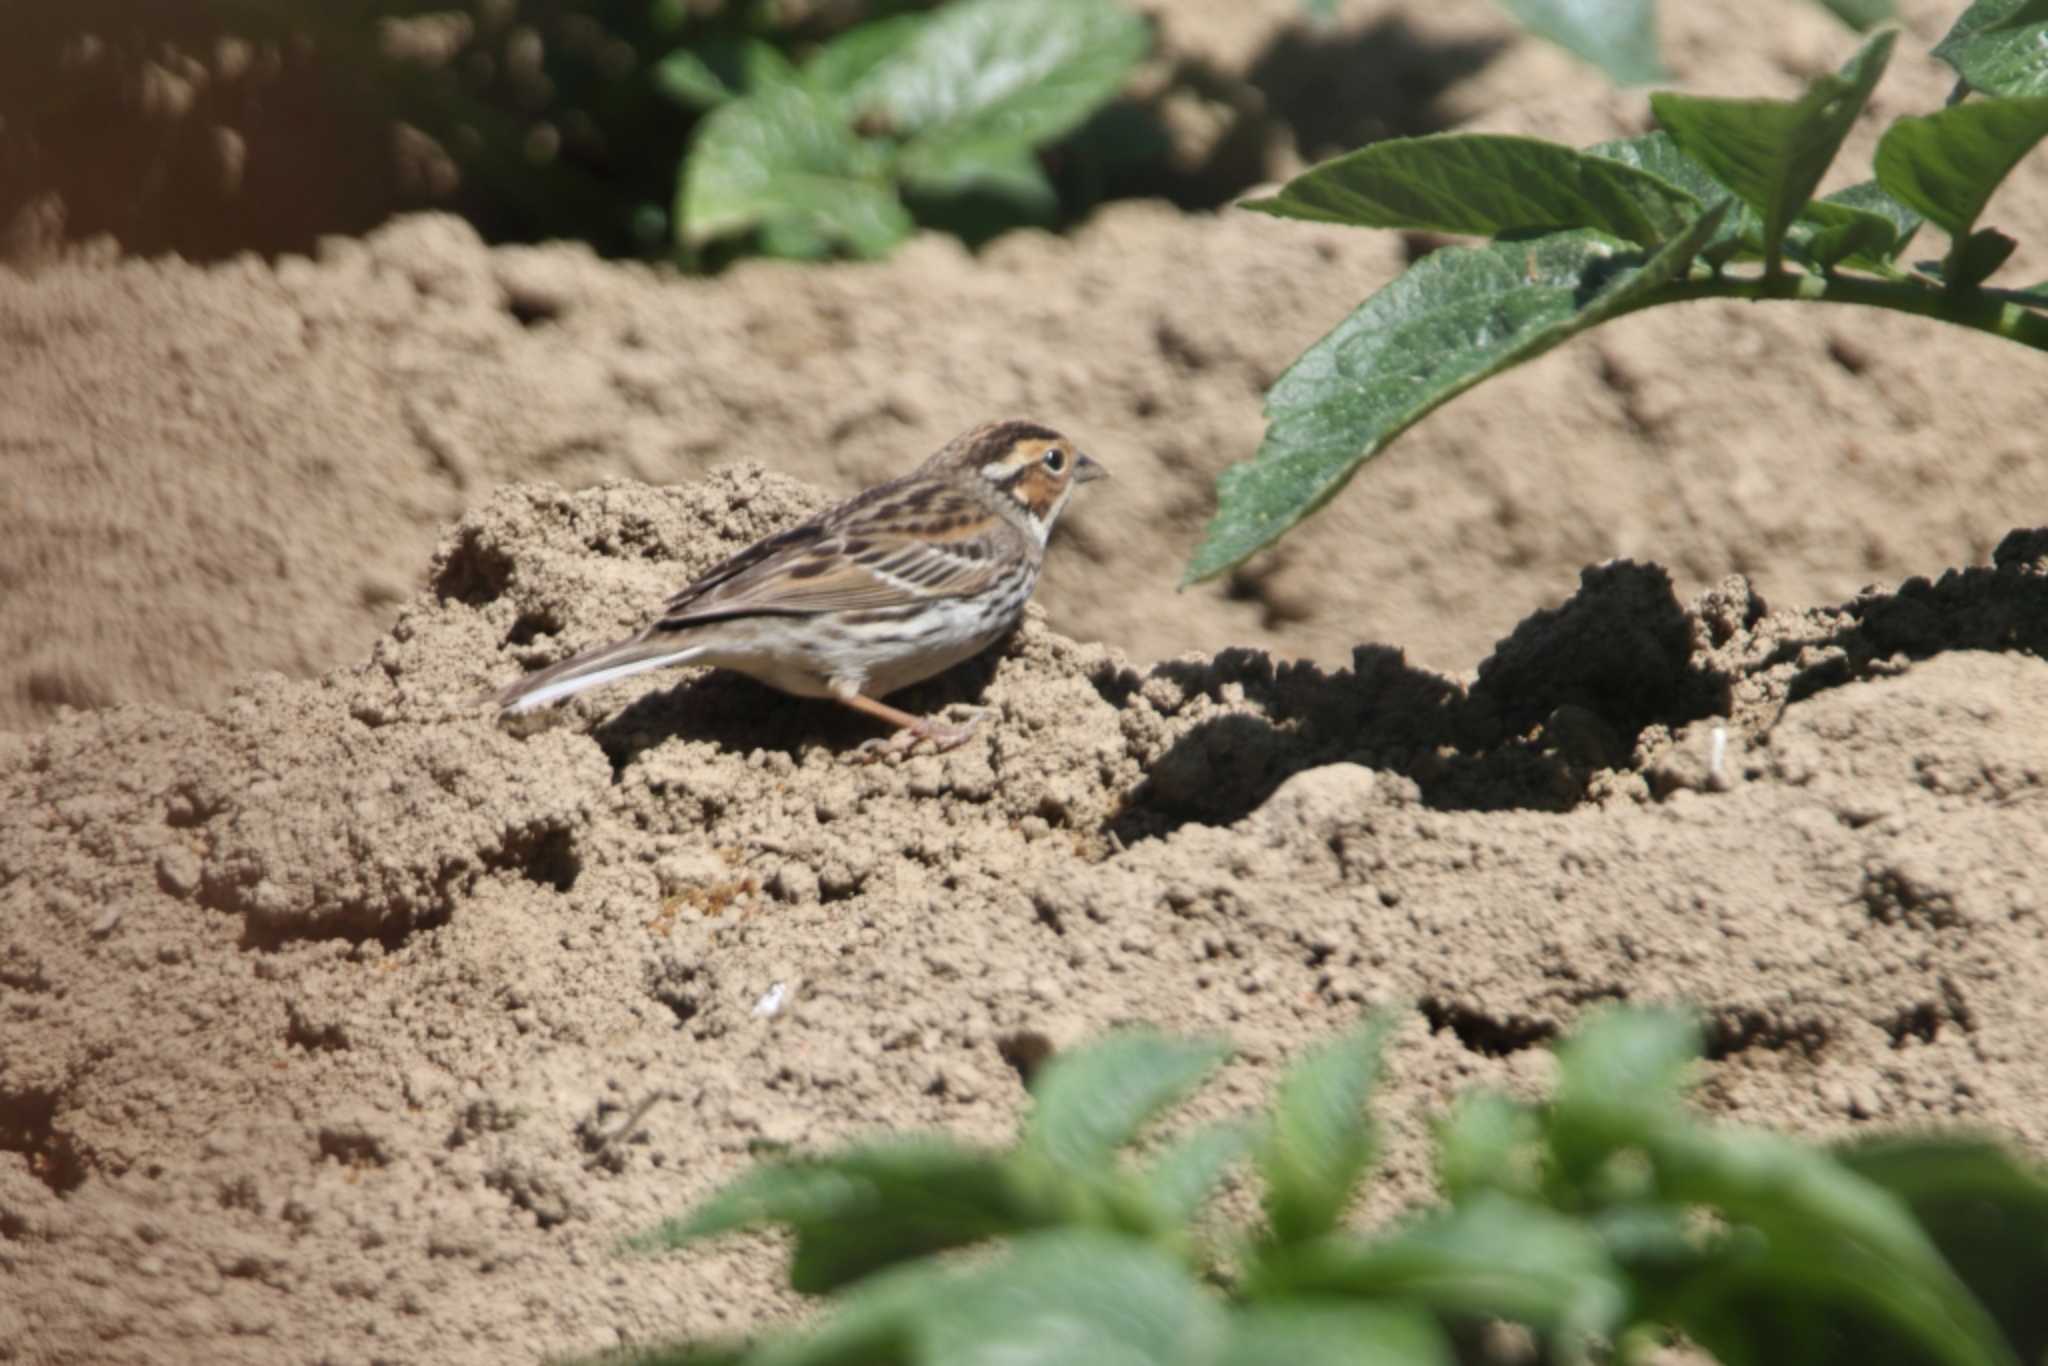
(1106, 532), (2048, 842)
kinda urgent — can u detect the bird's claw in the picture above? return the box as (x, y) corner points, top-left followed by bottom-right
(850, 710), (983, 764)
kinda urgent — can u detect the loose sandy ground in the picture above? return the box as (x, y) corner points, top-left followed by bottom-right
(5, 1), (2048, 1362)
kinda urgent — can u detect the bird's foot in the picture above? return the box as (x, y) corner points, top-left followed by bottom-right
(851, 709), (983, 763)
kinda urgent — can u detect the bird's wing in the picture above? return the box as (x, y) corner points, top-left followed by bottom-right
(655, 483), (1015, 626)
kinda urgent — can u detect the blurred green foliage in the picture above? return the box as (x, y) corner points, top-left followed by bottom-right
(580, 1008), (2048, 1366)
(216, 0), (1152, 265)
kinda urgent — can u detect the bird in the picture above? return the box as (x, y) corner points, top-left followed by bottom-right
(494, 418), (1105, 756)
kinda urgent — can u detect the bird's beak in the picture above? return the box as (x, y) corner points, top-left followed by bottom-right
(1075, 452), (1107, 483)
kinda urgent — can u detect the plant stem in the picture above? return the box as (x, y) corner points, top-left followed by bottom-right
(1633, 270), (2048, 350)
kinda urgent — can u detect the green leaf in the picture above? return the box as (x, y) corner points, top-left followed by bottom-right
(803, 14), (930, 100)
(1934, 0), (2048, 98)
(1495, 0), (1666, 85)
(897, 142), (1058, 217)
(850, 0), (1149, 174)
(1219, 1303), (1453, 1366)
(1184, 204), (1726, 583)
(655, 39), (801, 111)
(656, 48), (739, 111)
(1650, 28), (1896, 271)
(1786, 198), (1900, 272)
(1874, 96), (2048, 260)
(1258, 1015), (1395, 1245)
(922, 1230), (1224, 1366)
(678, 82), (912, 258)
(1137, 1120), (1255, 1226)
(1436, 1091), (1544, 1203)
(1649, 1126), (2019, 1366)
(732, 1228), (1219, 1366)
(1588, 130), (1763, 264)
(1246, 133), (1702, 246)
(1547, 1006), (1698, 1175)
(1948, 227), (2021, 287)
(1838, 1137), (2048, 1364)
(1255, 1192), (1630, 1342)
(1651, 1220), (2007, 1366)
(634, 1138), (1035, 1293)
(1807, 179), (1922, 272)
(1020, 1032), (1230, 1178)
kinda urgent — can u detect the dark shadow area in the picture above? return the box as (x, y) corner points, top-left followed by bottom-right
(1701, 1008), (1832, 1063)
(0, 1086), (92, 1196)
(588, 637), (1009, 778)
(1107, 534), (2048, 845)
(1055, 16), (1505, 217)
(429, 527), (517, 606)
(1, 3), (409, 264)
(1107, 560), (1727, 842)
(1776, 527), (2048, 710)
(1420, 997), (1558, 1057)
(1243, 17), (1507, 166)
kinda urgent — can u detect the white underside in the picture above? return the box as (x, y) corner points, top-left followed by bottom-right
(501, 646), (708, 714)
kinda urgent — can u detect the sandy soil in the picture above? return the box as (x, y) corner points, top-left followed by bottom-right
(6, 1), (2048, 1363)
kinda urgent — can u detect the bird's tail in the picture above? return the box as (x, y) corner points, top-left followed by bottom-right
(495, 634), (707, 715)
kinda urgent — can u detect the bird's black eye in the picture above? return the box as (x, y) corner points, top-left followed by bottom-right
(1042, 447), (1066, 473)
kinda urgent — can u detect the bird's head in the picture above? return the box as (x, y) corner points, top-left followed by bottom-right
(931, 418), (1105, 541)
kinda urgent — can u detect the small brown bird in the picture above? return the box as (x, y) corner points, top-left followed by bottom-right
(495, 419), (1105, 755)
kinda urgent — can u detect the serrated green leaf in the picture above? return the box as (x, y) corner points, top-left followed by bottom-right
(1651, 28), (1895, 272)
(923, 1229), (1224, 1366)
(849, 0), (1148, 177)
(1935, 0), (2048, 98)
(1495, 0), (1666, 85)
(1648, 1126), (2018, 1366)
(1813, 179), (1922, 272)
(1020, 1033), (1230, 1177)
(1787, 198), (1898, 271)
(1219, 1303), (1453, 1366)
(634, 1138), (1033, 1293)
(1436, 1091), (1545, 1202)
(1259, 1015), (1395, 1245)
(1874, 96), (2048, 260)
(1137, 1120), (1255, 1226)
(1184, 204), (1726, 583)
(1255, 1192), (1630, 1342)
(1588, 130), (1763, 264)
(1817, 0), (1897, 29)
(1838, 1137), (2048, 1364)
(1246, 133), (1702, 246)
(678, 82), (912, 258)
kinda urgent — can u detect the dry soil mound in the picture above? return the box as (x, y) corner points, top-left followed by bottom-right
(6, 469), (2048, 1364)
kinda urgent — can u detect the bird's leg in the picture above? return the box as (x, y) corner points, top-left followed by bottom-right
(835, 691), (981, 759)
